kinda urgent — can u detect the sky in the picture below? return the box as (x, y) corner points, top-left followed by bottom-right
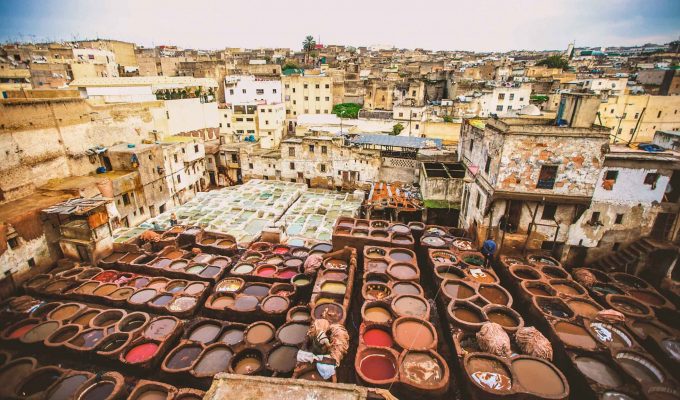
(0, 0), (678, 52)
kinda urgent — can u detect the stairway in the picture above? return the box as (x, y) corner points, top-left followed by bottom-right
(589, 237), (668, 274)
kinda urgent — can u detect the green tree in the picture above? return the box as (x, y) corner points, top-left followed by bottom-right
(443, 115), (453, 123)
(391, 123), (405, 136)
(303, 35), (316, 52)
(536, 55), (569, 69)
(283, 61), (299, 71)
(332, 103), (361, 119)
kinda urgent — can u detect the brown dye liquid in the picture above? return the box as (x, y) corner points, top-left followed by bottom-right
(278, 323), (309, 345)
(444, 283), (475, 299)
(93, 284), (118, 296)
(268, 345), (298, 372)
(211, 295), (235, 309)
(395, 321), (434, 349)
(46, 373), (89, 400)
(630, 290), (664, 306)
(166, 346), (201, 369)
(220, 329), (244, 345)
(394, 297), (428, 318)
(454, 308), (482, 323)
(262, 296), (288, 313)
(137, 389), (169, 400)
(194, 347), (232, 375)
(574, 357), (623, 388)
(527, 286), (551, 296)
(469, 269), (495, 283)
(514, 269), (539, 280)
(390, 250), (414, 262)
(617, 356), (661, 384)
(234, 295), (258, 311)
(552, 283), (580, 295)
(555, 322), (597, 350)
(401, 352), (442, 386)
(189, 324), (221, 343)
(243, 285), (270, 298)
(488, 311), (517, 327)
(144, 318), (177, 340)
(23, 321), (59, 342)
(393, 282), (420, 296)
(246, 324), (274, 344)
(612, 299), (645, 314)
(51, 304), (80, 320)
(50, 326), (78, 343)
(184, 283), (205, 295)
(365, 284), (390, 300)
(479, 286), (508, 305)
(569, 300), (600, 319)
(512, 359), (564, 396)
(168, 296), (197, 312)
(75, 283), (98, 294)
(390, 264), (417, 279)
(366, 260), (388, 273)
(110, 288), (134, 300)
(234, 356), (261, 374)
(121, 253), (142, 263)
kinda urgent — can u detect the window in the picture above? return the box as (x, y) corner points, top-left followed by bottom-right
(509, 93), (514, 101)
(484, 156), (491, 174)
(290, 162), (295, 170)
(321, 146), (327, 154)
(612, 242), (621, 251)
(542, 204), (557, 220)
(315, 97), (320, 101)
(309, 145), (315, 152)
(325, 97), (330, 101)
(415, 124), (419, 129)
(289, 147), (295, 156)
(320, 164), (326, 173)
(399, 112), (404, 117)
(634, 113), (639, 119)
(475, 192), (481, 208)
(139, 207), (145, 215)
(304, 96), (309, 101)
(469, 139), (474, 152)
(622, 113), (627, 118)
(229, 89), (234, 95)
(248, 163), (253, 169)
(615, 214), (624, 224)
(605, 170), (619, 182)
(657, 111), (662, 118)
(498, 93), (505, 100)
(273, 89), (277, 93)
(256, 89), (264, 95)
(325, 84), (330, 89)
(589, 211), (601, 225)
(285, 84), (289, 89)
(122, 193), (130, 205)
(246, 118), (254, 122)
(519, 97), (524, 102)
(316, 110), (320, 114)
(194, 144), (199, 153)
(236, 118), (243, 122)
(644, 172), (659, 188)
(242, 89), (246, 94)
(496, 105), (503, 112)
(304, 84), (308, 89)
(315, 84), (320, 89)
(177, 175), (181, 183)
(27, 258), (35, 268)
(8, 237), (18, 249)
(537, 165), (558, 189)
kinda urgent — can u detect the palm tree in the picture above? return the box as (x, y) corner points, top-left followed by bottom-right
(303, 35), (316, 64)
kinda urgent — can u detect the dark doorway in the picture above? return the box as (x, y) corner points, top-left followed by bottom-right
(565, 246), (588, 268)
(209, 172), (216, 186)
(651, 212), (676, 241)
(77, 245), (91, 262)
(102, 156), (113, 172)
(502, 200), (522, 233)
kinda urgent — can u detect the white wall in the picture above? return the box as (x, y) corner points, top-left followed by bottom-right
(224, 75), (282, 105)
(593, 167), (669, 203)
(165, 98), (219, 136)
(478, 86), (531, 117)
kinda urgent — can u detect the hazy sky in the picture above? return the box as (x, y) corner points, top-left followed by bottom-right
(1, 0), (678, 52)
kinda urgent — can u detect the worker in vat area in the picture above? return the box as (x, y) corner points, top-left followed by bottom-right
(481, 238), (497, 267)
(170, 213), (178, 226)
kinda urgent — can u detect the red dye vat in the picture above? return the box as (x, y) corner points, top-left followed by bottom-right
(275, 269), (297, 279)
(363, 329), (393, 347)
(125, 342), (159, 363)
(256, 266), (276, 277)
(9, 323), (38, 339)
(94, 271), (118, 282)
(273, 247), (289, 255)
(360, 354), (396, 381)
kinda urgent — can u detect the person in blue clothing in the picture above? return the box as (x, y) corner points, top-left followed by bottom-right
(481, 238), (497, 267)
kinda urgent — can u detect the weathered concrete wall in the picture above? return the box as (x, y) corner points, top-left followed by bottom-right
(0, 235), (52, 276)
(497, 134), (605, 197)
(420, 176), (464, 203)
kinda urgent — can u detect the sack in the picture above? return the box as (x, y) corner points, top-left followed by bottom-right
(574, 269), (597, 288)
(476, 322), (512, 357)
(596, 309), (626, 324)
(515, 327), (553, 360)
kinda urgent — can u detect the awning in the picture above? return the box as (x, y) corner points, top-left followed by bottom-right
(492, 190), (592, 205)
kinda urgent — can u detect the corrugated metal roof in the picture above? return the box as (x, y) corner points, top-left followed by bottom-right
(351, 134), (442, 149)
